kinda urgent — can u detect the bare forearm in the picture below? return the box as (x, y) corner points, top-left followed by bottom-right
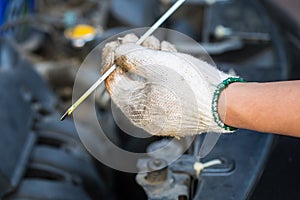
(218, 81), (300, 137)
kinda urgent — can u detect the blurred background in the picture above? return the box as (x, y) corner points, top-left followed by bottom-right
(0, 0), (299, 199)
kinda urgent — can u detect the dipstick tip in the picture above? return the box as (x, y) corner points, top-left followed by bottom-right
(60, 111), (69, 121)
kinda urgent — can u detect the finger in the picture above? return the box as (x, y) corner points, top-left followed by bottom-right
(101, 41), (119, 73)
(114, 43), (145, 72)
(161, 41), (177, 52)
(119, 33), (139, 44)
(142, 35), (160, 50)
(104, 42), (144, 95)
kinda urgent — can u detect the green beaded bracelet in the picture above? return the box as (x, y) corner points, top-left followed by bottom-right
(211, 77), (246, 131)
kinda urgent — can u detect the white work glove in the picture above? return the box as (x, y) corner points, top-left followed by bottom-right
(101, 34), (236, 138)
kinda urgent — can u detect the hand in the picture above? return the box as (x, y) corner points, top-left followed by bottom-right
(101, 34), (233, 137)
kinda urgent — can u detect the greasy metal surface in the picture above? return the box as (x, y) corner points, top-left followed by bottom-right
(136, 162), (190, 200)
(146, 159), (168, 183)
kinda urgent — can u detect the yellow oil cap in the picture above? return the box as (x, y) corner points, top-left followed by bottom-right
(65, 24), (97, 47)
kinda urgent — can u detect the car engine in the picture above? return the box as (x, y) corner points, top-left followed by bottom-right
(0, 0), (299, 199)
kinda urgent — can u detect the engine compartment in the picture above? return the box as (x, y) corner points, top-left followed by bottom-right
(0, 0), (299, 199)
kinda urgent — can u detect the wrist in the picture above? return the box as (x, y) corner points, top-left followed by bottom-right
(212, 77), (246, 131)
(218, 82), (243, 127)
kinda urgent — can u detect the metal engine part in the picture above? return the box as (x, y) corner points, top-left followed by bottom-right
(136, 158), (190, 200)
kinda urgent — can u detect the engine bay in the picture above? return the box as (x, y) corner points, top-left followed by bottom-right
(0, 0), (299, 199)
